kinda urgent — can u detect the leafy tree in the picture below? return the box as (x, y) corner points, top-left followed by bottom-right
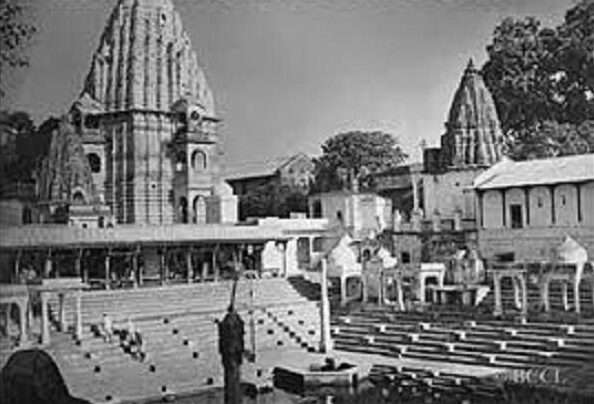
(0, 0), (37, 98)
(504, 120), (594, 160)
(482, 1), (594, 160)
(238, 182), (308, 220)
(312, 131), (407, 192)
(481, 17), (562, 133)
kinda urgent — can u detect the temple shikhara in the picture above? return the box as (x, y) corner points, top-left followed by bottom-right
(1, 0), (594, 403)
(39, 0), (235, 226)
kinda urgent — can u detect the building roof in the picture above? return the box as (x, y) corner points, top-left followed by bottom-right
(225, 153), (309, 182)
(0, 224), (289, 250)
(473, 154), (594, 190)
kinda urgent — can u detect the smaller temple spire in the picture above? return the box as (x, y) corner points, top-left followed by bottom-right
(439, 59), (504, 168)
(465, 58), (476, 73)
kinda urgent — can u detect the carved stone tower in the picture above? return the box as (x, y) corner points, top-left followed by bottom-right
(71, 0), (219, 224)
(440, 59), (504, 168)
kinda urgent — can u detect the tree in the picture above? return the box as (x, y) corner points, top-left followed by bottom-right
(0, 0), (37, 98)
(481, 17), (562, 134)
(482, 1), (594, 159)
(504, 120), (594, 160)
(238, 182), (308, 221)
(312, 131), (407, 193)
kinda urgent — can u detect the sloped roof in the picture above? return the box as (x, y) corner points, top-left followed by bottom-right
(225, 154), (308, 181)
(473, 154), (594, 190)
(0, 225), (289, 249)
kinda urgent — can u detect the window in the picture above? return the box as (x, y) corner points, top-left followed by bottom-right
(336, 210), (343, 223)
(401, 251), (411, 264)
(510, 204), (523, 229)
(84, 115), (99, 129)
(193, 196), (206, 224)
(191, 150), (207, 172)
(537, 197), (543, 208)
(87, 153), (101, 173)
(312, 237), (325, 252)
(311, 200), (322, 218)
(72, 191), (85, 205)
(561, 195), (567, 205)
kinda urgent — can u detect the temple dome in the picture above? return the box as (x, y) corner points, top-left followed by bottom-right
(440, 59), (504, 168)
(80, 0), (215, 116)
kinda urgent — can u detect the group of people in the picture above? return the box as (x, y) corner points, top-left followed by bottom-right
(99, 314), (146, 361)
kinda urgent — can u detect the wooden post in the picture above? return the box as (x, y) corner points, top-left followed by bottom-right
(320, 258), (332, 353)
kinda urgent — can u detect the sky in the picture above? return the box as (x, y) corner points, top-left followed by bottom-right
(4, 0), (575, 165)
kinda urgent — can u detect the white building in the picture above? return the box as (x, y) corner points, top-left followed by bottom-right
(473, 154), (594, 261)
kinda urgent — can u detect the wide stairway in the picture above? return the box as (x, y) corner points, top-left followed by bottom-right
(1, 278), (322, 403)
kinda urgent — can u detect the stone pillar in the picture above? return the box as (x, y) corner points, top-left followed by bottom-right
(412, 178), (419, 211)
(75, 250), (82, 279)
(493, 274), (503, 316)
(18, 301), (27, 346)
(281, 242), (288, 278)
(75, 290), (83, 340)
(454, 209), (463, 231)
(512, 277), (521, 310)
(432, 210), (441, 232)
(561, 282), (569, 311)
(542, 279), (551, 312)
(104, 253), (111, 290)
(44, 251), (53, 279)
(574, 264), (583, 314)
(519, 276), (528, 317)
(41, 292), (50, 345)
(213, 246), (220, 282)
(14, 249), (22, 283)
(4, 305), (10, 336)
(160, 249), (168, 286)
(132, 251), (139, 288)
(201, 261), (209, 282)
(411, 209), (422, 232)
(186, 249), (194, 283)
(58, 293), (67, 332)
(319, 258), (332, 353)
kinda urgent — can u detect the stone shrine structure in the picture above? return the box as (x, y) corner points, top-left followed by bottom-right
(377, 59), (505, 265)
(68, 0), (235, 225)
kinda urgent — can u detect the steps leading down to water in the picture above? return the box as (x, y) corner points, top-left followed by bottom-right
(2, 278), (322, 404)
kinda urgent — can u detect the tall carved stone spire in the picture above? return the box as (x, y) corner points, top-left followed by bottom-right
(81, 0), (214, 116)
(440, 59), (504, 168)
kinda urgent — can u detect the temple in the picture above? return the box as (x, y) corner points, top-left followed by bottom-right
(67, 0), (234, 225)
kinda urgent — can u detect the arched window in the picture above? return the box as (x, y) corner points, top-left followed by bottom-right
(193, 196), (206, 224)
(72, 191), (86, 205)
(87, 153), (101, 173)
(179, 197), (188, 223)
(191, 150), (207, 172)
